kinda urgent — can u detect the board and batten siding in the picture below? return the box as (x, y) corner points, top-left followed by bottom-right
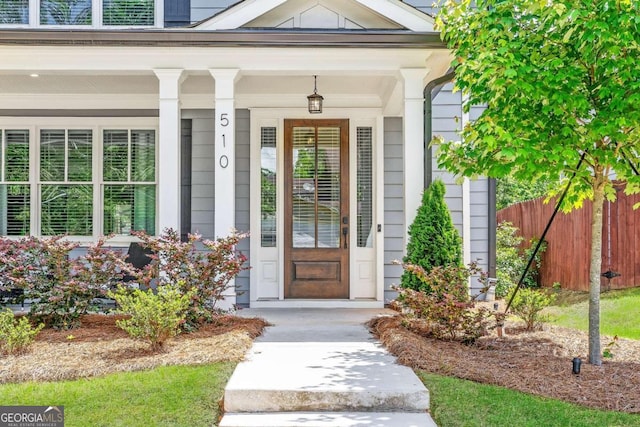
(431, 83), (490, 294)
(383, 117), (405, 303)
(183, 109), (251, 307)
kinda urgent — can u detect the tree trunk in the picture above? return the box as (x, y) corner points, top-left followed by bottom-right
(588, 172), (605, 366)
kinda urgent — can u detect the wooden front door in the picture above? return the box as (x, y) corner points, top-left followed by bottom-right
(284, 119), (349, 299)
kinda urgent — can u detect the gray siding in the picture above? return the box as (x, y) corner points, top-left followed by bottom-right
(383, 117), (405, 303)
(431, 83), (491, 294)
(183, 109), (215, 239)
(190, 0), (237, 23)
(183, 108), (251, 307)
(235, 109), (250, 307)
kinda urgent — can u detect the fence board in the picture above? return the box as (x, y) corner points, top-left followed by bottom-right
(497, 184), (640, 291)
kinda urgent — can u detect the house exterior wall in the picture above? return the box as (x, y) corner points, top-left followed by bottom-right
(432, 83), (490, 294)
(383, 117), (405, 303)
(234, 109), (251, 307)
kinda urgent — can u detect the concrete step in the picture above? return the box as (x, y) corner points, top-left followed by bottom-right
(219, 412), (437, 427)
(223, 342), (430, 413)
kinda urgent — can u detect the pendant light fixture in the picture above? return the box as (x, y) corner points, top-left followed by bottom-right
(307, 75), (323, 114)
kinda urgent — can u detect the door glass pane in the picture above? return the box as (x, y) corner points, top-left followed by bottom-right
(357, 127), (373, 248)
(292, 127), (316, 248)
(291, 126), (340, 249)
(261, 127), (277, 247)
(316, 127), (340, 248)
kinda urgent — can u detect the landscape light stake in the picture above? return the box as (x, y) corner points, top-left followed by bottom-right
(572, 357), (582, 374)
(505, 151), (587, 313)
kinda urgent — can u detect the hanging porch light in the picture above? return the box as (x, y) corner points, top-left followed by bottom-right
(307, 75), (324, 114)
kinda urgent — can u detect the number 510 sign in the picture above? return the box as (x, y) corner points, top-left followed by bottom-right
(217, 111), (231, 169)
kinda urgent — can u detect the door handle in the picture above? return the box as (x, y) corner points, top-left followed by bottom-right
(342, 227), (348, 249)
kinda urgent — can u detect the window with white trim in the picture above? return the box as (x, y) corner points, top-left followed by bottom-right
(0, 0), (158, 27)
(0, 126), (156, 238)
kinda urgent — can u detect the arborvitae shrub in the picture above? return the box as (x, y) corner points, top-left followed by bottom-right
(400, 179), (462, 292)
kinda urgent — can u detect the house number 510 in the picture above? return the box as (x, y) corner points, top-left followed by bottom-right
(218, 112), (230, 169)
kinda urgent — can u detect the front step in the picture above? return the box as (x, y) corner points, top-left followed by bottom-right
(223, 342), (429, 413)
(219, 412), (437, 427)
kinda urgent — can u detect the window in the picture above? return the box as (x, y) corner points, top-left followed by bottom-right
(103, 129), (156, 236)
(0, 0), (29, 24)
(260, 127), (276, 247)
(40, 0), (91, 25)
(103, 0), (154, 26)
(356, 127), (373, 248)
(0, 125), (156, 239)
(40, 129), (93, 235)
(0, 130), (30, 236)
(0, 0), (157, 27)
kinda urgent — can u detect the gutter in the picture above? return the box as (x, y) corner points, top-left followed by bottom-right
(423, 70), (497, 277)
(423, 69), (455, 189)
(0, 29), (447, 49)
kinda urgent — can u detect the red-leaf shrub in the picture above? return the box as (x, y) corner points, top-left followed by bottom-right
(0, 236), (129, 329)
(131, 228), (249, 329)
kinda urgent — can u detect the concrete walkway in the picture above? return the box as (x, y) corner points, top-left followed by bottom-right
(219, 308), (436, 427)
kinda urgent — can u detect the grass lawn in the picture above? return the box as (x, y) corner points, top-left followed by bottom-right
(0, 363), (236, 427)
(419, 372), (640, 427)
(544, 287), (640, 339)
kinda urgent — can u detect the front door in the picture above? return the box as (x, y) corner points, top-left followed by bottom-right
(284, 119), (349, 298)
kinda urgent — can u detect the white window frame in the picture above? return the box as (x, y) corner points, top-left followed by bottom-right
(0, 0), (164, 29)
(0, 118), (158, 244)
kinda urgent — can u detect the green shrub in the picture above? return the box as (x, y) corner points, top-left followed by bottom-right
(109, 284), (193, 352)
(495, 222), (546, 298)
(401, 179), (462, 292)
(0, 309), (44, 355)
(508, 287), (555, 331)
(397, 262), (490, 344)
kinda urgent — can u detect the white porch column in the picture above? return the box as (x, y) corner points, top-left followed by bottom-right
(210, 68), (240, 309)
(400, 68), (429, 243)
(154, 69), (185, 234)
(209, 69), (240, 238)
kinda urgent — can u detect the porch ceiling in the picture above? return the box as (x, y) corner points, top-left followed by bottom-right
(0, 72), (410, 110)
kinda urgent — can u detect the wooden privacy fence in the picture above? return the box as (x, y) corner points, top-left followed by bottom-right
(497, 184), (640, 291)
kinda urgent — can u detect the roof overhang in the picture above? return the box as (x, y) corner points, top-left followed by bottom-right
(0, 29), (446, 49)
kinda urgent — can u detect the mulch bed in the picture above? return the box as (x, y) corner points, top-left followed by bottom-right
(369, 315), (640, 414)
(1, 314), (269, 384)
